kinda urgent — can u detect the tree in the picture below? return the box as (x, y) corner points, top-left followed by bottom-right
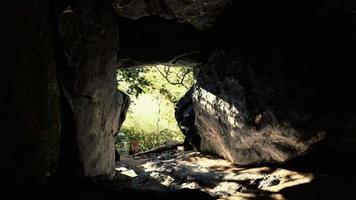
(116, 67), (152, 97)
(116, 65), (196, 152)
(117, 65), (195, 101)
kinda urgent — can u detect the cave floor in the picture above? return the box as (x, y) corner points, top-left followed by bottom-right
(113, 149), (356, 200)
(8, 148), (356, 200)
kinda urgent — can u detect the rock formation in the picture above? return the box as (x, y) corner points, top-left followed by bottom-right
(10, 0), (129, 183)
(193, 50), (326, 164)
(190, 1), (356, 164)
(175, 86), (201, 151)
(116, 0), (356, 165)
(56, 0), (130, 177)
(10, 0), (356, 186)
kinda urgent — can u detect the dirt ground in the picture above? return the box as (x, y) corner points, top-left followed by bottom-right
(114, 148), (356, 200)
(7, 147), (356, 200)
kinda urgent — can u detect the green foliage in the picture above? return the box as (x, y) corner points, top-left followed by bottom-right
(117, 65), (195, 101)
(117, 67), (152, 97)
(116, 65), (195, 154)
(116, 127), (183, 152)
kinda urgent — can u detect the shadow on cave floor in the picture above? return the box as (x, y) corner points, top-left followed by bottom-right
(7, 147), (356, 200)
(7, 173), (215, 200)
(112, 147), (356, 200)
(270, 146), (356, 200)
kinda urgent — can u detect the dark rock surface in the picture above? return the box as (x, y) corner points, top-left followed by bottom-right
(116, 16), (206, 69)
(57, 0), (127, 177)
(114, 0), (228, 30)
(191, 0), (356, 165)
(175, 86), (200, 150)
(10, 0), (129, 184)
(193, 50), (327, 165)
(7, 0), (62, 184)
(7, 176), (215, 200)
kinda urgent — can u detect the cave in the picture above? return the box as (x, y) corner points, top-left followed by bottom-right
(8, 0), (356, 199)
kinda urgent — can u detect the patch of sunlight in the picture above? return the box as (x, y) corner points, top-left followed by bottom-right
(115, 167), (138, 177)
(227, 193), (285, 200)
(142, 153), (313, 199)
(116, 151), (316, 200)
(263, 169), (314, 193)
(193, 86), (242, 129)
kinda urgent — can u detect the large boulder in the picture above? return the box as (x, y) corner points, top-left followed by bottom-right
(190, 0), (356, 166)
(192, 47), (353, 165)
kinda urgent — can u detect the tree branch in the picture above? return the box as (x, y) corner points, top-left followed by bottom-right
(168, 50), (200, 64)
(154, 66), (190, 89)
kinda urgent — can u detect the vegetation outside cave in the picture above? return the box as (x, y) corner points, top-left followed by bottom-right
(116, 65), (195, 155)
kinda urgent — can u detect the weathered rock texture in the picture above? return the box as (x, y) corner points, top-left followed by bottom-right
(9, 0), (128, 184)
(115, 0), (356, 165)
(193, 51), (327, 165)
(191, 1), (356, 164)
(57, 0), (126, 177)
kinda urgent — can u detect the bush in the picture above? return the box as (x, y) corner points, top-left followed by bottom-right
(116, 127), (183, 153)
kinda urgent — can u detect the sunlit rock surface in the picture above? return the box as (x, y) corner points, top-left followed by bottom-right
(192, 50), (326, 165)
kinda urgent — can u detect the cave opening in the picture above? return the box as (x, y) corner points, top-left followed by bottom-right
(115, 65), (196, 157)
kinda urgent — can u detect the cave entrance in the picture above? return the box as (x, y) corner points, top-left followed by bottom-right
(116, 65), (196, 157)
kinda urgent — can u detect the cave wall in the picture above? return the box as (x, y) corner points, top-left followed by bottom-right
(9, 0), (128, 184)
(57, 0), (123, 178)
(7, 0), (62, 184)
